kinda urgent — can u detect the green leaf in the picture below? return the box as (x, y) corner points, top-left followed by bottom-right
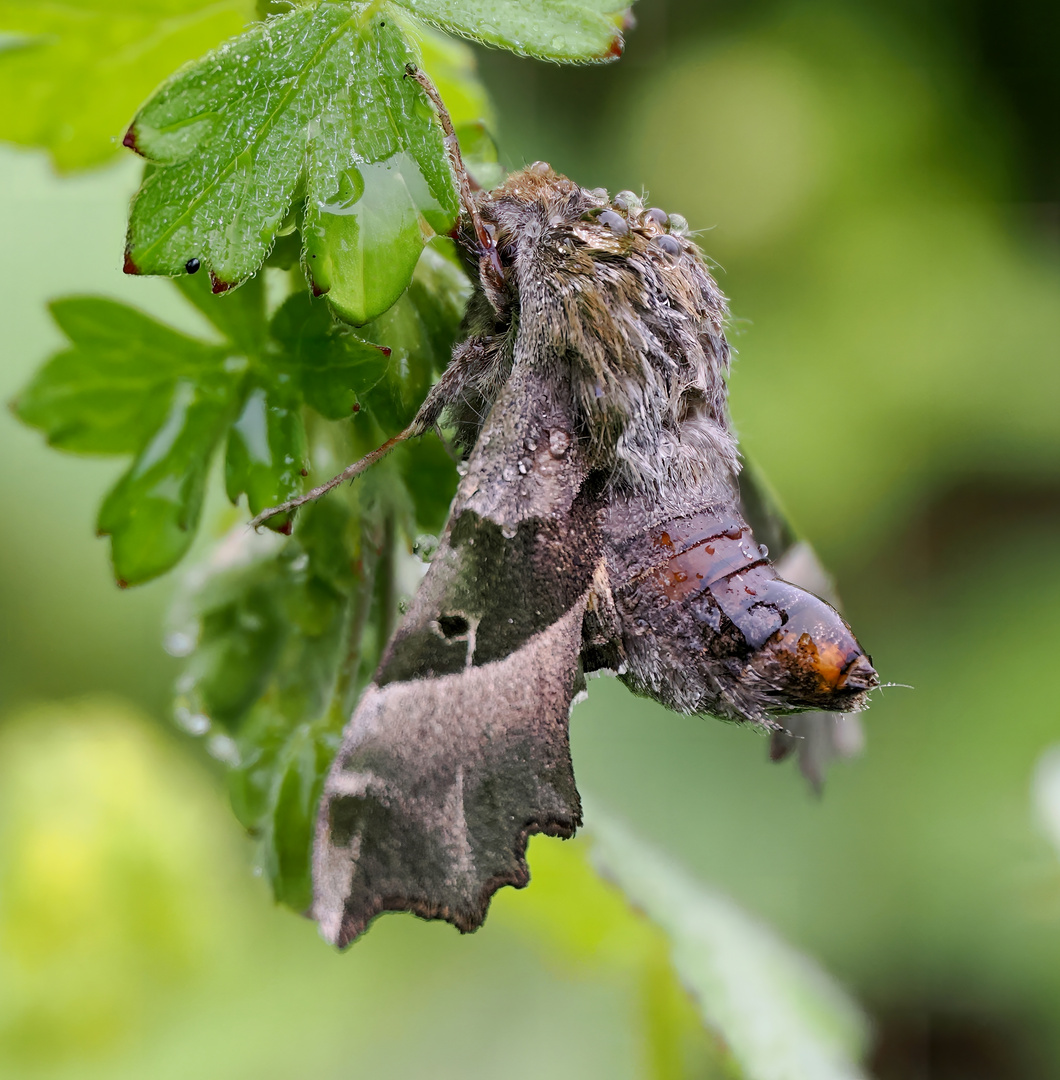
(174, 268), (267, 354)
(403, 18), (494, 128)
(390, 0), (633, 62)
(356, 242), (471, 429)
(269, 292), (394, 420)
(97, 374), (238, 585)
(392, 432), (458, 534)
(170, 497), (371, 906)
(13, 285), (323, 582)
(124, 1), (458, 318)
(588, 805), (870, 1080)
(224, 382), (309, 525)
(261, 718), (337, 911)
(13, 297), (227, 454)
(0, 0), (255, 171)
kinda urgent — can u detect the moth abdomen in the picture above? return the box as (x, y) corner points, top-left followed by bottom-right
(608, 508), (877, 722)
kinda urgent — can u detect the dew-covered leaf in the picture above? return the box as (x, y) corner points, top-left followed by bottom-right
(301, 15), (460, 323)
(97, 374), (239, 585)
(14, 297), (227, 455)
(390, 0), (633, 62)
(0, 0), (254, 170)
(588, 806), (870, 1080)
(12, 284), (323, 583)
(124, 1), (458, 317)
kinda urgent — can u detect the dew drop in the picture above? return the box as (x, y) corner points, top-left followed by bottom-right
(207, 734), (241, 766)
(654, 234), (681, 256)
(164, 631), (194, 657)
(598, 209), (628, 236)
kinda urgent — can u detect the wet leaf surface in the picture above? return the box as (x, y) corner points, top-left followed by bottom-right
(124, 1), (459, 317)
(0, 0), (254, 170)
(391, 0), (632, 62)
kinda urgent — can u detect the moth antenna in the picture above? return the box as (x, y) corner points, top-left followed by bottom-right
(404, 64), (504, 291)
(248, 425), (415, 531)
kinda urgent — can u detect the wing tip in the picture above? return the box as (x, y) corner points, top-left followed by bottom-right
(321, 810), (582, 949)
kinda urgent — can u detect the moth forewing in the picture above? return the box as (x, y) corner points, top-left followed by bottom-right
(313, 341), (605, 946)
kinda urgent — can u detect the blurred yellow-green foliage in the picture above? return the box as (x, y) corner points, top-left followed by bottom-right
(1, 0), (1058, 1076)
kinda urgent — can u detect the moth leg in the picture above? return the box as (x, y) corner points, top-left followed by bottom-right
(249, 337), (500, 530)
(404, 64), (505, 299)
(248, 426), (414, 530)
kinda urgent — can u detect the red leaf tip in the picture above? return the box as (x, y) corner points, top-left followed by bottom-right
(122, 124), (143, 156)
(123, 250), (140, 276)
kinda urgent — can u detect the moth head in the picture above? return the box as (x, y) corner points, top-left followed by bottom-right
(744, 581), (879, 714)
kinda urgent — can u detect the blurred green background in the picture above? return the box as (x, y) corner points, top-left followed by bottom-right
(1, 0), (1058, 1076)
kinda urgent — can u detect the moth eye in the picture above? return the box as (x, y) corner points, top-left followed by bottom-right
(643, 207), (669, 228)
(654, 234), (681, 256)
(184, 257), (201, 274)
(437, 614), (470, 639)
(597, 209), (629, 236)
(613, 190), (641, 213)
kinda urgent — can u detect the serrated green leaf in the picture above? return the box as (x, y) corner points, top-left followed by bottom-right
(225, 382), (309, 527)
(14, 297), (227, 454)
(0, 0), (254, 171)
(124, 1), (458, 315)
(588, 805), (870, 1080)
(390, 0), (632, 62)
(97, 375), (238, 585)
(269, 292), (393, 419)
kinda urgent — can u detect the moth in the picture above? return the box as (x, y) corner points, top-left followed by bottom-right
(256, 70), (878, 947)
